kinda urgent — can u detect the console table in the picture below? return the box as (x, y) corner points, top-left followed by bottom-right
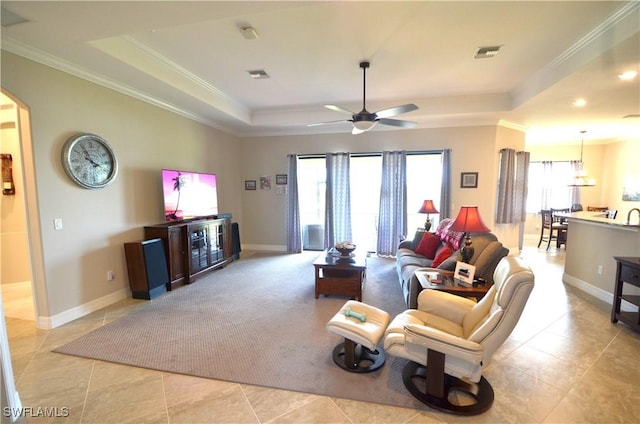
(144, 216), (232, 289)
(611, 257), (640, 332)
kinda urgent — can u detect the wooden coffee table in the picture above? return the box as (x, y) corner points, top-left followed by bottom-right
(415, 269), (490, 301)
(313, 249), (367, 301)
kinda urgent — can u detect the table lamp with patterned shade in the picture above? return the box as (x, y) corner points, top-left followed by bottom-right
(449, 206), (490, 263)
(418, 200), (439, 231)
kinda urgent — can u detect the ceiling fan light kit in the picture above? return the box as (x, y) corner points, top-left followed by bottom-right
(310, 60), (418, 134)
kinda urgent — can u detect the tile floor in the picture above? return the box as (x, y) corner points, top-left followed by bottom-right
(4, 238), (639, 423)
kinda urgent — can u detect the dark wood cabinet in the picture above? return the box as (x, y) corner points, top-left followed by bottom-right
(186, 219), (230, 279)
(612, 256), (640, 333)
(144, 216), (232, 289)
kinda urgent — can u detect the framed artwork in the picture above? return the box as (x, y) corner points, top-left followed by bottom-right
(461, 172), (478, 188)
(260, 176), (271, 190)
(245, 180), (256, 190)
(454, 261), (476, 286)
(276, 174), (288, 185)
(622, 173), (640, 201)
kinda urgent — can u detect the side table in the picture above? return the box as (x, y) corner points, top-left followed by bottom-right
(313, 250), (367, 301)
(611, 256), (640, 333)
(415, 270), (490, 301)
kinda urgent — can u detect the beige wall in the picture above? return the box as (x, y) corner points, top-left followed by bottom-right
(0, 51), (538, 326)
(240, 125), (525, 251)
(0, 101), (31, 284)
(1, 52), (242, 324)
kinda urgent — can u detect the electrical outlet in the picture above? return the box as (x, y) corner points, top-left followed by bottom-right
(597, 265), (603, 275)
(107, 271), (116, 281)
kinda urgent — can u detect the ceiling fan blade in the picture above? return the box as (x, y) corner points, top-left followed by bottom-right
(378, 118), (417, 128)
(375, 103), (418, 119)
(325, 104), (355, 116)
(307, 119), (348, 127)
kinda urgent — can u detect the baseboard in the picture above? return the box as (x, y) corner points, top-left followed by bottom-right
(37, 288), (129, 329)
(561, 272), (635, 311)
(241, 244), (287, 252)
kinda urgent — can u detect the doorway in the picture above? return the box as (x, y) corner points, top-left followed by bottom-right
(0, 91), (36, 322)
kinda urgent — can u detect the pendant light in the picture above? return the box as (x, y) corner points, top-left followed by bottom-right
(568, 131), (595, 187)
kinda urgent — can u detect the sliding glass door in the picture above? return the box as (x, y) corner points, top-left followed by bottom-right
(298, 152), (442, 252)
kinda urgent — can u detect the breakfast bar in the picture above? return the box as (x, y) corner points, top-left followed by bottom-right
(560, 210), (640, 312)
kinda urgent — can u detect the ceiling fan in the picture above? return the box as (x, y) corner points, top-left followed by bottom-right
(309, 61), (418, 134)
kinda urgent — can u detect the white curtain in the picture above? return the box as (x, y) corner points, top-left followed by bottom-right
(376, 151), (407, 256)
(540, 161), (553, 210)
(286, 154), (302, 253)
(324, 153), (352, 247)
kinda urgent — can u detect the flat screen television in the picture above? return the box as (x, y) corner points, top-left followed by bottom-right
(161, 169), (219, 221)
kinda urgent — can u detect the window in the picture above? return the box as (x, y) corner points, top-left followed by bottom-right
(298, 152), (443, 251)
(526, 161), (575, 212)
(406, 154), (443, 231)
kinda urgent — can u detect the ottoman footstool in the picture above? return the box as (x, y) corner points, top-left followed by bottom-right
(326, 300), (391, 373)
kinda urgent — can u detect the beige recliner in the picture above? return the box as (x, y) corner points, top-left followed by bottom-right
(383, 255), (534, 415)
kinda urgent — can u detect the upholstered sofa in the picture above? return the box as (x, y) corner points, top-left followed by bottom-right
(396, 218), (509, 308)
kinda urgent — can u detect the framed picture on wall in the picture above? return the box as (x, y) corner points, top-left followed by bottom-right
(460, 172), (478, 188)
(245, 180), (256, 190)
(276, 174), (288, 185)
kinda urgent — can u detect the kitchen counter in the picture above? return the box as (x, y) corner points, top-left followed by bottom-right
(558, 211), (640, 230)
(561, 211), (640, 308)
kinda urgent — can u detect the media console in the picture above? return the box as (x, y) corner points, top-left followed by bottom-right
(143, 215), (233, 290)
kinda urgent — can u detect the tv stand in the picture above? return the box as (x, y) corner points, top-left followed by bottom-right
(144, 215), (232, 289)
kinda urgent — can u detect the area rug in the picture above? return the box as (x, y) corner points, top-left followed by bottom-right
(54, 251), (426, 410)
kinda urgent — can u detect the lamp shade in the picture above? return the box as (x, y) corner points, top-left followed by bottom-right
(449, 206), (490, 233)
(418, 200), (439, 214)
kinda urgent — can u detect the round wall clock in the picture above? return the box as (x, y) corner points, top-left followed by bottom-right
(61, 133), (119, 189)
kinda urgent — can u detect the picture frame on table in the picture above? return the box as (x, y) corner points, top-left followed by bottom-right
(245, 180), (256, 190)
(454, 261), (476, 286)
(460, 172), (478, 188)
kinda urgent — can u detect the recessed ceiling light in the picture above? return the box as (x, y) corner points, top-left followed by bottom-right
(573, 98), (587, 107)
(247, 69), (269, 79)
(475, 45), (502, 59)
(618, 70), (638, 80)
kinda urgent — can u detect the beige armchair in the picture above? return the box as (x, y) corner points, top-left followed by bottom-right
(383, 256), (534, 415)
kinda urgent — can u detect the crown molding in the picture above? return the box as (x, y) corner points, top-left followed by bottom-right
(1, 37), (238, 135)
(511, 1), (640, 108)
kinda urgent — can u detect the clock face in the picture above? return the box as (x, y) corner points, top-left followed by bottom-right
(62, 134), (119, 189)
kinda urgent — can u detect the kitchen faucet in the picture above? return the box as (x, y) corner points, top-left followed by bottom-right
(627, 208), (640, 225)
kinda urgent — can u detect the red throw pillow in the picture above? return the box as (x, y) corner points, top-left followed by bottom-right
(431, 245), (453, 268)
(415, 233), (440, 259)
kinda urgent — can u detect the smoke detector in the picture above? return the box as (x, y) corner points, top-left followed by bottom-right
(240, 26), (259, 40)
(247, 69), (269, 79)
(475, 45), (502, 59)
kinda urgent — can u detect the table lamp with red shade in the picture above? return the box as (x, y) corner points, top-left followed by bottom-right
(418, 200), (439, 231)
(449, 206), (490, 263)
